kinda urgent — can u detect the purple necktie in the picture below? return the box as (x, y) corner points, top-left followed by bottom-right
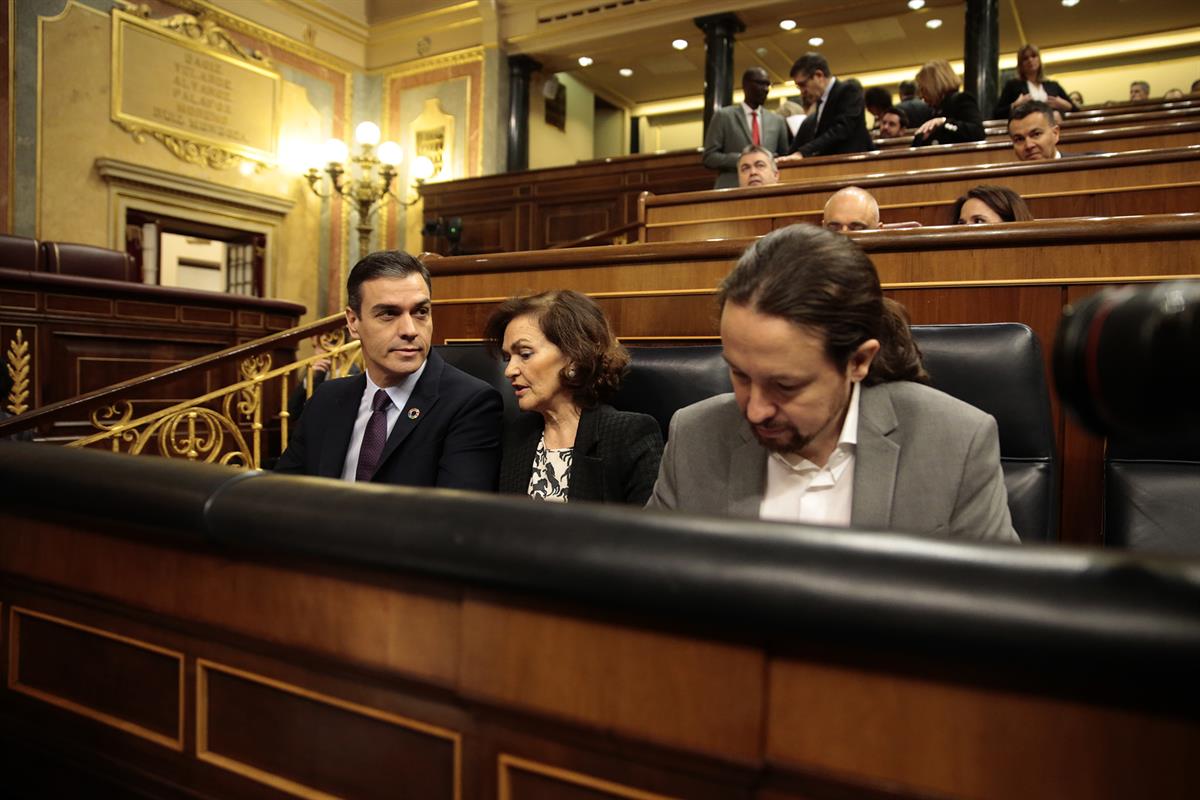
(355, 389), (391, 482)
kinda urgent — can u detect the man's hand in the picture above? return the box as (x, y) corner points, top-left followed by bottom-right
(776, 153), (804, 163)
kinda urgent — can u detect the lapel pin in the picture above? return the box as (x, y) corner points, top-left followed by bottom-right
(408, 408), (421, 420)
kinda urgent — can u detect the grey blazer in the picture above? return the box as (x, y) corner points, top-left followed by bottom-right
(702, 104), (790, 189)
(646, 382), (1019, 543)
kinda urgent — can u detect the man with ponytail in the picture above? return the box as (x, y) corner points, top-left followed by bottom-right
(647, 225), (1018, 542)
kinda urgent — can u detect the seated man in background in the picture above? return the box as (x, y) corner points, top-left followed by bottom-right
(1008, 101), (1061, 161)
(822, 186), (882, 232)
(737, 146), (781, 188)
(896, 79), (933, 127)
(877, 107), (908, 139)
(275, 250), (503, 490)
(647, 225), (1019, 543)
(1129, 80), (1150, 101)
(865, 86), (893, 132)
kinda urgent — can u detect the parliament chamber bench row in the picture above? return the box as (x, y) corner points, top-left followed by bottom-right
(641, 145), (1200, 238)
(0, 438), (1197, 800)
(419, 102), (1200, 254)
(424, 212), (1200, 545)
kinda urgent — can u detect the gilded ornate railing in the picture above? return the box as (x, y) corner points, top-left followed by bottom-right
(67, 332), (362, 468)
(0, 312), (358, 463)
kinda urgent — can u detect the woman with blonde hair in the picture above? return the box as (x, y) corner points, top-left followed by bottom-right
(992, 43), (1076, 119)
(911, 60), (985, 146)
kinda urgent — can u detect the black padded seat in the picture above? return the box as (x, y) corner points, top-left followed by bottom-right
(613, 346), (732, 440)
(912, 324), (1058, 542)
(434, 343), (518, 421)
(1104, 437), (1200, 554)
(41, 241), (137, 281)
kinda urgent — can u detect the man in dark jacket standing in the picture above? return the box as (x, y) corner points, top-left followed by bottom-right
(779, 53), (873, 162)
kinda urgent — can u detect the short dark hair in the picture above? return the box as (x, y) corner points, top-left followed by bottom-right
(881, 106), (908, 128)
(739, 144), (777, 169)
(346, 250), (431, 314)
(484, 290), (630, 409)
(1009, 99), (1056, 124)
(864, 86), (892, 112)
(1131, 80), (1150, 93)
(718, 225), (927, 385)
(790, 53), (830, 79)
(898, 79), (918, 99)
(952, 184), (1035, 223)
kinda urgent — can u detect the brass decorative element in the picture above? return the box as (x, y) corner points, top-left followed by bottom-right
(120, 4), (269, 65)
(5, 330), (31, 416)
(69, 339), (361, 469)
(115, 121), (244, 170)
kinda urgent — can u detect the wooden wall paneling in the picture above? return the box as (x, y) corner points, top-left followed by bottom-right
(540, 200), (619, 248)
(766, 656), (1200, 800)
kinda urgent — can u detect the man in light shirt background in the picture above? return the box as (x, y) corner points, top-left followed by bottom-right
(647, 225), (1019, 543)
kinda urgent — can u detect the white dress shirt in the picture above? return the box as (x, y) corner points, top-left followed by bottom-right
(340, 362), (427, 481)
(759, 381), (861, 526)
(814, 76), (837, 126)
(741, 102), (763, 144)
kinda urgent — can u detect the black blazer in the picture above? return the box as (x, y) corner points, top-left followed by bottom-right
(791, 78), (873, 157)
(912, 91), (986, 146)
(275, 349), (503, 491)
(498, 404), (663, 505)
(992, 78), (1076, 119)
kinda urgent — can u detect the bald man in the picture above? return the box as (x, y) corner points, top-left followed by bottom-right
(822, 187), (882, 233)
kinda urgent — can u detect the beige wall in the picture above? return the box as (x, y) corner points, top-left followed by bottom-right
(1050, 53), (1200, 106)
(37, 4), (333, 320)
(529, 72), (595, 169)
(594, 105), (626, 159)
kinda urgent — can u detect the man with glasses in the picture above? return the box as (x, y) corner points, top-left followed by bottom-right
(779, 53), (872, 161)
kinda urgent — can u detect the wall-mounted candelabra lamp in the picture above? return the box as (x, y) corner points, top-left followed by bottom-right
(304, 121), (435, 257)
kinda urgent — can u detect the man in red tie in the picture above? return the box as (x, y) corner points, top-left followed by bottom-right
(702, 67), (789, 189)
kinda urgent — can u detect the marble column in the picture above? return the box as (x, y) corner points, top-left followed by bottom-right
(694, 13), (744, 136)
(964, 0), (999, 117)
(506, 55), (540, 172)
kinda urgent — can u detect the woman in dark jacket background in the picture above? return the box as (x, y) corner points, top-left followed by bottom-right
(485, 290), (663, 506)
(911, 59), (986, 146)
(992, 43), (1076, 119)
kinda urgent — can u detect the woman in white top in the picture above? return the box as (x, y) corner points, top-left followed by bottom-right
(992, 43), (1076, 119)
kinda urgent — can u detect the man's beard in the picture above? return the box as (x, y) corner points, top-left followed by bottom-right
(747, 389), (851, 456)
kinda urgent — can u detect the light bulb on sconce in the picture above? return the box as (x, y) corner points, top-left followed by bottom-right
(304, 123), (428, 258)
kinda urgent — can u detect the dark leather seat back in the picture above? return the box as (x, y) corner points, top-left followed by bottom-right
(1104, 437), (1200, 554)
(435, 343), (519, 421)
(0, 234), (41, 271)
(41, 241), (137, 282)
(613, 346), (732, 440)
(911, 324), (1057, 542)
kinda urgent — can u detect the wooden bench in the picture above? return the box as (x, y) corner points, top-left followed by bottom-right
(644, 145), (1200, 239)
(426, 213), (1200, 546)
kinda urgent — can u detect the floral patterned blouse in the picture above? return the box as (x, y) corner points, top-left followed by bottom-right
(527, 434), (573, 502)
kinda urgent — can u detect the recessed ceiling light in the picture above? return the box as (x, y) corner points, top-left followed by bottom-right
(1061, 0), (1079, 6)
(619, 68), (633, 77)
(577, 56), (593, 67)
(779, 19), (797, 31)
(908, 0), (925, 9)
(808, 36), (824, 46)
(672, 38), (688, 50)
(925, 18), (943, 29)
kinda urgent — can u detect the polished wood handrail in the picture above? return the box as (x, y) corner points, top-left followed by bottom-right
(650, 145), (1200, 207)
(425, 213), (1200, 276)
(852, 119), (1200, 167)
(549, 220), (643, 249)
(0, 310), (343, 437)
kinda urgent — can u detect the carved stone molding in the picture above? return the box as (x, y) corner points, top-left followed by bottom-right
(95, 158), (294, 217)
(115, 122), (248, 172)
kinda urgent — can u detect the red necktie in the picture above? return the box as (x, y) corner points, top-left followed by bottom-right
(751, 110), (761, 146)
(355, 389), (390, 482)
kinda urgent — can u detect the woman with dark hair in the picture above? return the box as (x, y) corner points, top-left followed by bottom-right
(485, 290), (663, 505)
(952, 185), (1035, 224)
(992, 43), (1076, 119)
(911, 60), (986, 146)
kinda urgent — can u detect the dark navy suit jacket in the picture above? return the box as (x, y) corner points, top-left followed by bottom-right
(275, 349), (502, 491)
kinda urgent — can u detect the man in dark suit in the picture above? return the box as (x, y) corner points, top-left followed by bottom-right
(702, 67), (790, 189)
(275, 250), (502, 490)
(779, 53), (873, 161)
